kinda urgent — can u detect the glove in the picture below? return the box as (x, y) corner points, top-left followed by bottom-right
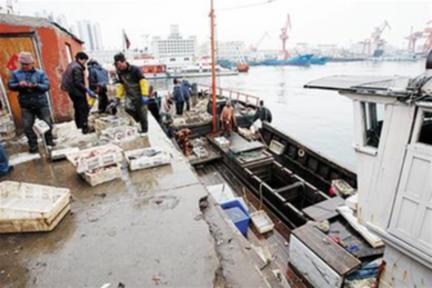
(141, 96), (150, 105)
(86, 88), (98, 99)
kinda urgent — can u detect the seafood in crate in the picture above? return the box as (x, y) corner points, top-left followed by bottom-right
(67, 144), (123, 174)
(81, 164), (122, 186)
(125, 147), (171, 171)
(94, 115), (132, 134)
(99, 126), (140, 145)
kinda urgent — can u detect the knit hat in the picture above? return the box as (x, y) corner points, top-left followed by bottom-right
(18, 52), (34, 64)
(113, 52), (126, 63)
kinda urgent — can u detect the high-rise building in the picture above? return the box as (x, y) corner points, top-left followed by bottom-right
(151, 25), (197, 59)
(75, 20), (103, 51)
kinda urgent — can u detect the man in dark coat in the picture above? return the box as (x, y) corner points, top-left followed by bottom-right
(172, 78), (184, 115)
(111, 53), (150, 133)
(62, 52), (95, 133)
(8, 52), (54, 153)
(253, 100), (272, 123)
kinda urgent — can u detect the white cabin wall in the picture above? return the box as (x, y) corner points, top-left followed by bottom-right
(365, 104), (416, 228)
(380, 246), (432, 288)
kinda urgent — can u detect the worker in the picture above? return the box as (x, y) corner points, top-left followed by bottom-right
(0, 144), (12, 177)
(110, 53), (150, 133)
(181, 79), (191, 111)
(253, 100), (272, 123)
(88, 59), (109, 113)
(160, 93), (174, 137)
(172, 78), (185, 115)
(8, 52), (55, 153)
(148, 85), (161, 123)
(220, 100), (237, 137)
(191, 82), (198, 107)
(61, 51), (95, 134)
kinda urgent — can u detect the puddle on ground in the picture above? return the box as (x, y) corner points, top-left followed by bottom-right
(135, 195), (180, 210)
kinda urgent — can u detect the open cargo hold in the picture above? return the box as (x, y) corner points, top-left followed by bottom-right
(261, 122), (357, 193)
(208, 132), (329, 229)
(0, 181), (70, 233)
(125, 147), (171, 171)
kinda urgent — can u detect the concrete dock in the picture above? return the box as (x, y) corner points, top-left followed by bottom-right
(0, 116), (275, 288)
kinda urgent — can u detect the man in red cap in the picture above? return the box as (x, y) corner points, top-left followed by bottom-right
(8, 52), (54, 153)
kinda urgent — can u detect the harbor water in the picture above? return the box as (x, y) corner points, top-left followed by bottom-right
(153, 61), (425, 172)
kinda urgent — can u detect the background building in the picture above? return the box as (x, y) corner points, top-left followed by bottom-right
(74, 20), (103, 51)
(199, 41), (246, 62)
(151, 25), (197, 59)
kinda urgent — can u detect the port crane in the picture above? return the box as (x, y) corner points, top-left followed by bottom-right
(370, 20), (391, 55)
(424, 20), (432, 53)
(405, 26), (424, 53)
(359, 39), (372, 56)
(280, 13), (291, 60)
(250, 32), (270, 52)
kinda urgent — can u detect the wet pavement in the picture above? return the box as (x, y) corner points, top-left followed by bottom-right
(0, 116), (273, 288)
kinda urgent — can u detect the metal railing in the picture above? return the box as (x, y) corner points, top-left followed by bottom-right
(197, 83), (260, 106)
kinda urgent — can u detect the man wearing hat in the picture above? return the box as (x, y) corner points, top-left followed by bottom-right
(8, 52), (54, 153)
(109, 53), (149, 133)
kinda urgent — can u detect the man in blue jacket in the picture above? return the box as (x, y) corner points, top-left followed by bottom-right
(8, 52), (54, 153)
(172, 78), (184, 115)
(181, 79), (191, 112)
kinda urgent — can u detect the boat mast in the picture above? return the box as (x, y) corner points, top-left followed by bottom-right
(210, 0), (217, 133)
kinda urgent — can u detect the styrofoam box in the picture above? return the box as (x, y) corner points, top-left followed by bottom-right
(125, 147), (171, 171)
(250, 210), (275, 234)
(0, 181), (70, 233)
(82, 164), (122, 186)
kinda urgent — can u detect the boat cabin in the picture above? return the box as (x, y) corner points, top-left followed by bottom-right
(305, 74), (432, 287)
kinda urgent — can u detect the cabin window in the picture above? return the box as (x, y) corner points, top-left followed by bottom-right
(361, 102), (385, 148)
(417, 110), (432, 145)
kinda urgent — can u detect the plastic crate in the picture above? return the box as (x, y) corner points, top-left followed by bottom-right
(250, 210), (274, 234)
(124, 147), (171, 171)
(221, 199), (250, 236)
(0, 181), (70, 233)
(81, 164), (122, 187)
(67, 144), (123, 174)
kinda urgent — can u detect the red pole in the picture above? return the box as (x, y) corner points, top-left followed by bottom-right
(210, 0), (217, 133)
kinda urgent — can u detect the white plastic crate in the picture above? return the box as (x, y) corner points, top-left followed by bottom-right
(94, 116), (132, 134)
(67, 144), (123, 174)
(82, 164), (122, 186)
(100, 126), (140, 145)
(269, 139), (285, 155)
(0, 181), (70, 233)
(214, 137), (230, 150)
(250, 210), (274, 234)
(125, 147), (171, 171)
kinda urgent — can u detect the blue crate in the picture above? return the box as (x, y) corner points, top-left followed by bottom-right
(221, 199), (250, 236)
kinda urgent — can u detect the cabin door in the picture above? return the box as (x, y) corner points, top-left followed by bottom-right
(0, 33), (42, 130)
(388, 107), (432, 256)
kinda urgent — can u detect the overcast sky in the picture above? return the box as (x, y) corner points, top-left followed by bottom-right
(12, 0), (432, 50)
